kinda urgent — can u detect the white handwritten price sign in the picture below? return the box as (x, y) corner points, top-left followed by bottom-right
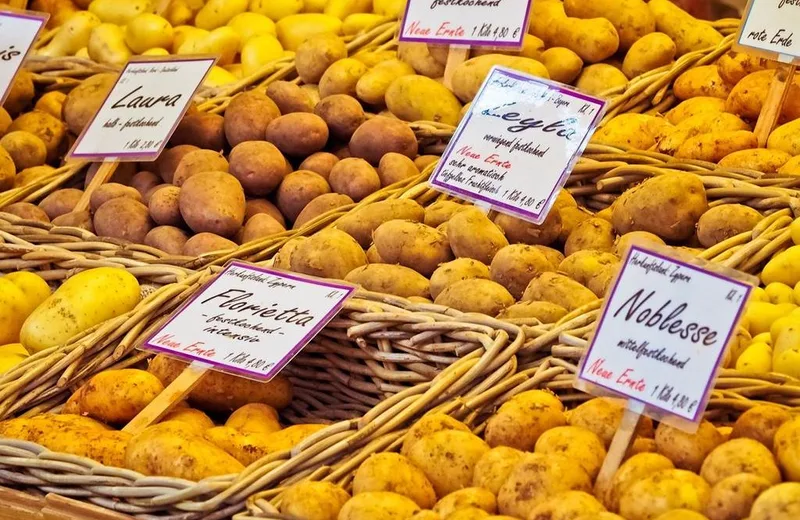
(430, 66), (605, 224)
(737, 0), (800, 62)
(143, 261), (355, 380)
(399, 0), (532, 48)
(68, 56), (215, 161)
(0, 9), (48, 107)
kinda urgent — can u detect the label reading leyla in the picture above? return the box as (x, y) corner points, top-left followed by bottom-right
(738, 0), (800, 60)
(576, 245), (753, 424)
(143, 262), (355, 381)
(399, 0), (532, 47)
(69, 57), (215, 161)
(0, 10), (48, 106)
(430, 66), (605, 224)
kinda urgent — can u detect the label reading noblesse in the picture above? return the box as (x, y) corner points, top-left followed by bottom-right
(399, 0), (532, 47)
(576, 245), (753, 423)
(69, 57), (215, 161)
(738, 0), (800, 59)
(143, 262), (355, 381)
(430, 66), (605, 224)
(0, 10), (48, 106)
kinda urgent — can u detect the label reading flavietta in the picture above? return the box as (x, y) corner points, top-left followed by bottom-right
(399, 0), (532, 47)
(0, 10), (48, 107)
(430, 66), (605, 224)
(69, 57), (215, 161)
(576, 245), (753, 423)
(738, 0), (800, 59)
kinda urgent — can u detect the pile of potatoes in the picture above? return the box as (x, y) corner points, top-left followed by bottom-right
(593, 48), (800, 172)
(273, 171), (766, 323)
(267, 392), (800, 520)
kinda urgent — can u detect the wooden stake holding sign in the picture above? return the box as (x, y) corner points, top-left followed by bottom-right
(68, 56), (216, 212)
(122, 261), (355, 435)
(735, 0), (800, 147)
(574, 241), (756, 492)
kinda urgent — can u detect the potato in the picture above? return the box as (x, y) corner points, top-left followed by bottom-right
(0, 147), (14, 190)
(385, 75), (462, 126)
(768, 118), (800, 156)
(264, 80), (312, 115)
(620, 469), (711, 520)
(146, 185), (182, 227)
(612, 173), (707, 241)
(774, 416), (800, 481)
(160, 408), (214, 434)
(170, 113), (226, 151)
(62, 73), (117, 135)
(428, 258), (490, 300)
(719, 148), (791, 173)
(535, 426), (606, 480)
(239, 213), (285, 243)
(151, 145), (196, 184)
(345, 264), (430, 299)
(558, 251), (618, 287)
(493, 210), (561, 248)
(576, 64), (628, 96)
(36, 427), (130, 468)
(749, 483), (800, 520)
(657, 112), (750, 157)
(564, 0), (653, 50)
(89, 183), (141, 213)
(730, 405), (790, 450)
(225, 403), (279, 435)
(294, 193), (353, 229)
(564, 218), (615, 256)
(435, 279), (513, 316)
(2, 202), (50, 223)
(592, 114), (673, 150)
(339, 492), (421, 520)
(496, 301), (567, 322)
(182, 233), (236, 255)
(373, 220), (452, 277)
(126, 422), (244, 480)
(295, 33), (348, 84)
(673, 65), (730, 100)
(699, 438), (780, 486)
(568, 398), (653, 450)
(38, 189), (82, 220)
(530, 0), (619, 63)
(696, 204), (761, 248)
(179, 171), (246, 237)
(349, 116), (418, 165)
(51, 210), (93, 231)
(20, 267), (139, 353)
(13, 165), (53, 189)
(451, 54), (549, 103)
(93, 197), (153, 243)
(522, 272), (597, 311)
(498, 453), (591, 517)
(314, 94), (366, 141)
(485, 393), (567, 451)
(373, 152), (419, 188)
(489, 244), (553, 299)
(318, 58), (368, 98)
(8, 111), (66, 163)
(619, 33), (675, 78)
(445, 209), (508, 265)
(407, 430), (490, 497)
(224, 89), (281, 147)
(401, 414), (471, 458)
(540, 47), (583, 84)
(356, 59), (415, 106)
(528, 491), (605, 520)
(717, 51), (773, 85)
(606, 453), (675, 512)
(726, 70), (800, 121)
(472, 447), (524, 496)
(434, 488), (496, 518)
(705, 474), (771, 520)
(281, 481), (351, 520)
(66, 369), (163, 424)
(276, 170), (331, 222)
(3, 70), (34, 116)
(228, 141), (288, 196)
(655, 420), (723, 472)
(290, 228), (367, 279)
(266, 113), (329, 157)
(648, 0), (723, 55)
(353, 453), (436, 508)
(148, 354), (292, 411)
(327, 158), (380, 202)
(666, 97), (727, 125)
(0, 107), (9, 135)
(142, 226), (187, 254)
(300, 152), (339, 179)
(676, 130), (758, 162)
(336, 198), (424, 247)
(424, 201), (468, 228)
(0, 131), (46, 170)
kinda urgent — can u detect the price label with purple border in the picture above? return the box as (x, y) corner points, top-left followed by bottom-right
(0, 10), (48, 107)
(142, 261), (355, 381)
(575, 244), (755, 426)
(430, 66), (606, 224)
(69, 56), (215, 161)
(736, 0), (800, 63)
(399, 0), (532, 48)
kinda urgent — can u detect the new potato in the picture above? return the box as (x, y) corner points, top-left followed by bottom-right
(345, 264), (430, 298)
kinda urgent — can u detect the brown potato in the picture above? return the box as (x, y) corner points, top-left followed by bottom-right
(148, 186), (182, 227)
(494, 211), (562, 246)
(266, 113), (329, 157)
(34, 91), (67, 119)
(245, 199), (285, 227)
(290, 228), (368, 279)
(0, 147), (14, 190)
(9, 111), (66, 163)
(0, 131), (46, 170)
(705, 474), (772, 520)
(696, 204), (761, 247)
(314, 94), (366, 141)
(276, 170), (332, 222)
(448, 209), (509, 265)
(374, 220), (453, 277)
(655, 420), (723, 472)
(345, 264), (431, 298)
(154, 144), (200, 184)
(173, 150), (230, 187)
(38, 189), (83, 220)
(349, 116), (418, 165)
(299, 152), (339, 179)
(143, 183), (171, 205)
(496, 301), (567, 322)
(435, 278), (514, 315)
(296, 33), (348, 84)
(239, 213), (285, 244)
(522, 272), (598, 311)
(564, 217), (615, 256)
(90, 183), (142, 213)
(62, 73), (117, 135)
(223, 89), (281, 147)
(51, 210), (93, 231)
(170, 113), (226, 151)
(228, 141), (288, 196)
(144, 226), (189, 255)
(424, 200), (469, 228)
(490, 244), (554, 299)
(336, 198), (425, 247)
(377, 152), (419, 187)
(730, 405), (791, 451)
(3, 70), (34, 116)
(94, 198), (153, 243)
(2, 202), (50, 223)
(266, 80), (314, 114)
(293, 192), (353, 229)
(179, 171), (246, 237)
(328, 158), (381, 202)
(183, 233), (237, 256)
(0, 107), (9, 135)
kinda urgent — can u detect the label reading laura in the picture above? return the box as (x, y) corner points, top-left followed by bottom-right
(399, 0), (532, 47)
(576, 245), (753, 423)
(0, 10), (48, 107)
(69, 57), (215, 161)
(738, 0), (800, 60)
(430, 66), (605, 224)
(143, 262), (355, 381)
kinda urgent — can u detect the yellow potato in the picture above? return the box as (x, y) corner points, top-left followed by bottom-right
(619, 469), (711, 520)
(68, 369), (164, 425)
(472, 447), (524, 496)
(275, 13), (343, 51)
(622, 32), (676, 78)
(385, 75), (462, 126)
(485, 392), (567, 451)
(38, 11), (101, 57)
(225, 403), (280, 434)
(280, 481), (351, 520)
(675, 130), (758, 163)
(195, 0), (247, 30)
(666, 97), (726, 125)
(592, 114), (673, 150)
(535, 426), (607, 480)
(87, 23), (132, 66)
(564, 0), (654, 50)
(576, 64), (628, 96)
(228, 12), (276, 45)
(540, 47), (583, 84)
(528, 491), (605, 520)
(354, 453), (436, 508)
(88, 0), (155, 24)
(450, 54), (549, 103)
(768, 118), (800, 156)
(0, 272), (50, 345)
(407, 430), (490, 497)
(648, 0), (723, 55)
(655, 420), (723, 472)
(673, 65), (731, 100)
(356, 59), (415, 105)
(705, 474), (772, 520)
(241, 35), (284, 76)
(126, 14), (174, 54)
(434, 488), (496, 518)
(748, 483), (800, 520)
(339, 492), (421, 520)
